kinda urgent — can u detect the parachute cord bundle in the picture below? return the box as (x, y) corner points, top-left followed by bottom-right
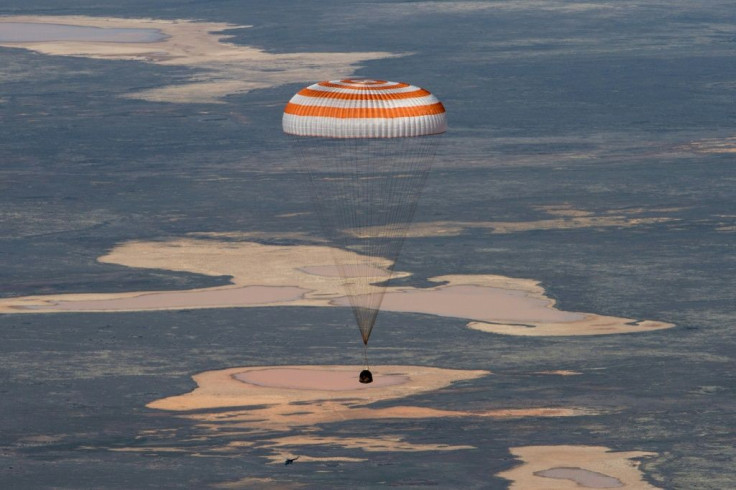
(292, 135), (440, 344)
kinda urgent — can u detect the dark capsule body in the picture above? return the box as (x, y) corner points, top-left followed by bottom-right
(359, 369), (373, 384)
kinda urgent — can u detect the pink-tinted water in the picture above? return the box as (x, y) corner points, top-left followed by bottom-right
(534, 467), (624, 488)
(234, 368), (409, 391)
(46, 286), (307, 311)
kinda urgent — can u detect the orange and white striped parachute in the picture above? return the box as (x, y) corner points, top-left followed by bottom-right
(283, 79), (447, 138)
(283, 79), (445, 349)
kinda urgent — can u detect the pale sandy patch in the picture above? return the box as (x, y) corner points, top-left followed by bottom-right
(17, 434), (65, 446)
(348, 204), (679, 239)
(351, 215), (677, 238)
(334, 284), (584, 324)
(148, 365), (488, 413)
(0, 15), (401, 104)
(0, 238), (674, 336)
(148, 365), (591, 426)
(142, 365), (593, 460)
(468, 318), (672, 337)
(274, 212), (311, 219)
(0, 240), (401, 313)
(539, 205), (684, 219)
(536, 204), (594, 217)
(180, 405), (591, 430)
(264, 435), (474, 454)
(264, 454), (366, 465)
(110, 447), (190, 453)
(604, 207), (687, 215)
(682, 136), (736, 154)
(497, 445), (660, 489)
(213, 477), (305, 489)
(535, 370), (583, 376)
(21, 285), (307, 312)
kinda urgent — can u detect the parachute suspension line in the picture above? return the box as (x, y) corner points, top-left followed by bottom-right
(363, 343), (370, 371)
(371, 136), (438, 300)
(355, 137), (438, 344)
(295, 135), (440, 346)
(284, 78), (446, 348)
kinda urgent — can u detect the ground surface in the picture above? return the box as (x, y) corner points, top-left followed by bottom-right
(1, 1), (734, 488)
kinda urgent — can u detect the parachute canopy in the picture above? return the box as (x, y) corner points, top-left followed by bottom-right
(283, 79), (447, 138)
(283, 79), (446, 345)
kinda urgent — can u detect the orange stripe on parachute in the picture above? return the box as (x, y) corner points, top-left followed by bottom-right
(317, 81), (410, 91)
(297, 87), (431, 100)
(284, 102), (446, 119)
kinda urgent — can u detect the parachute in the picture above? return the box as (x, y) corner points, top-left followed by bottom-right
(283, 79), (446, 367)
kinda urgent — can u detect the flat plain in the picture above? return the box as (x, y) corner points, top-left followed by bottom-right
(0, 1), (734, 488)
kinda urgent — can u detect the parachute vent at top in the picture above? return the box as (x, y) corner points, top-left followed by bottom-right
(282, 79), (447, 138)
